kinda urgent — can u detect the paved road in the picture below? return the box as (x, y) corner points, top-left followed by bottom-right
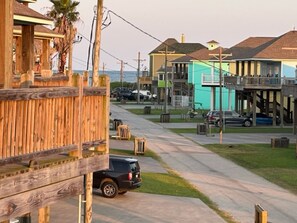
(30, 138), (225, 223)
(111, 103), (297, 223)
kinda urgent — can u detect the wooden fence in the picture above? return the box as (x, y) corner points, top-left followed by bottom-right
(0, 84), (109, 162)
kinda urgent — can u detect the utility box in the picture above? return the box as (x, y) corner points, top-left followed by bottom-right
(134, 137), (147, 155)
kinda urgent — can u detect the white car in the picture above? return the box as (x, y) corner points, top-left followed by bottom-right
(132, 90), (156, 100)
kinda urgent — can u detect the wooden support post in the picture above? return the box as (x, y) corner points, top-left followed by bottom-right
(265, 91), (270, 115)
(38, 206), (50, 223)
(0, 0), (14, 88)
(272, 91), (277, 126)
(280, 91), (284, 128)
(99, 75), (110, 153)
(16, 36), (23, 74)
(41, 39), (50, 70)
(21, 25), (35, 87)
(254, 204), (268, 223)
(252, 91), (257, 126)
(293, 99), (297, 135)
(85, 173), (93, 223)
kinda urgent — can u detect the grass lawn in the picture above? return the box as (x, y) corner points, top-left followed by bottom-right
(204, 143), (297, 195)
(127, 108), (189, 115)
(170, 126), (293, 134)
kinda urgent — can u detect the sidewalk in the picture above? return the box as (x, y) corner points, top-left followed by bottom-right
(111, 103), (297, 223)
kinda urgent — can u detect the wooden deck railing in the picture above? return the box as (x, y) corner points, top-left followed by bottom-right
(0, 84), (109, 161)
(223, 76), (291, 89)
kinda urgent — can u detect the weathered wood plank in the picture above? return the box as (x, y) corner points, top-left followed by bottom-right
(22, 100), (28, 155)
(38, 206), (50, 223)
(2, 101), (8, 158)
(0, 102), (4, 158)
(15, 101), (23, 156)
(0, 140), (105, 166)
(0, 176), (84, 221)
(0, 87), (106, 101)
(0, 154), (108, 199)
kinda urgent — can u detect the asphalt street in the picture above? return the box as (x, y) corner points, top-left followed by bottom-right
(110, 103), (297, 223)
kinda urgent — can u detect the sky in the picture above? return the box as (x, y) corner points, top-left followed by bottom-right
(31, 0), (297, 72)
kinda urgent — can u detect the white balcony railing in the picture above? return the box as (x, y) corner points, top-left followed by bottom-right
(201, 74), (222, 86)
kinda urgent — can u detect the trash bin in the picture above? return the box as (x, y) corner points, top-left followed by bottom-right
(271, 137), (289, 148)
(143, 106), (151, 114)
(160, 113), (170, 123)
(197, 123), (206, 135)
(113, 119), (123, 130)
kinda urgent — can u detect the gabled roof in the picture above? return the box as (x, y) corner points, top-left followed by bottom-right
(150, 38), (206, 54)
(13, 25), (64, 39)
(189, 47), (228, 61)
(225, 31), (297, 60)
(170, 55), (192, 63)
(14, 1), (53, 26)
(171, 47), (229, 63)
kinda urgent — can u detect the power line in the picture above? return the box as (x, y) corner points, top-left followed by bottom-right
(78, 32), (137, 70)
(104, 7), (233, 75)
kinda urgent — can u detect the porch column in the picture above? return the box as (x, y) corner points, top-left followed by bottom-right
(252, 91), (257, 126)
(41, 39), (50, 70)
(293, 99), (297, 134)
(240, 92), (244, 114)
(265, 91), (270, 115)
(247, 92), (251, 113)
(210, 87), (214, 110)
(15, 36), (23, 74)
(21, 25), (35, 87)
(0, 0), (13, 88)
(280, 91), (284, 128)
(228, 89), (232, 110)
(235, 91), (239, 112)
(273, 91), (277, 126)
(287, 97), (291, 123)
(254, 61), (259, 76)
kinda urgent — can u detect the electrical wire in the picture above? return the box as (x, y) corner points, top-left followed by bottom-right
(104, 7), (233, 75)
(78, 32), (138, 70)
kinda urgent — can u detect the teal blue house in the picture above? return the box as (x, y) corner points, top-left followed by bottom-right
(171, 41), (236, 110)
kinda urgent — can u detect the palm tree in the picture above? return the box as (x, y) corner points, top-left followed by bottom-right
(46, 0), (80, 73)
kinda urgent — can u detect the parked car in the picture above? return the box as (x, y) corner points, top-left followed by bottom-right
(247, 112), (280, 125)
(132, 90), (156, 100)
(205, 110), (252, 127)
(116, 89), (132, 101)
(93, 155), (142, 198)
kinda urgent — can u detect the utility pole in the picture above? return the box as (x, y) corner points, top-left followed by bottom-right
(92, 0), (103, 87)
(159, 46), (175, 113)
(86, 5), (97, 71)
(210, 48), (232, 144)
(119, 60), (125, 88)
(82, 1), (103, 223)
(134, 52), (146, 104)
